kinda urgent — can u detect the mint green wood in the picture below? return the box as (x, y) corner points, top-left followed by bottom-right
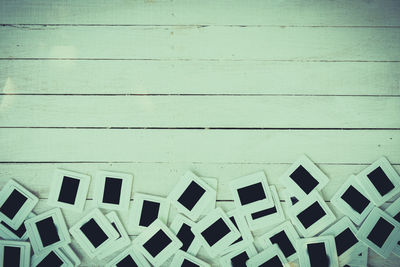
(1, 0), (399, 266)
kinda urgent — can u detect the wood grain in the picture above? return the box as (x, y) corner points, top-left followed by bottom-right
(1, 26), (399, 61)
(1, 0), (399, 26)
(1, 95), (399, 128)
(1, 1), (400, 266)
(0, 129), (398, 164)
(2, 60), (399, 95)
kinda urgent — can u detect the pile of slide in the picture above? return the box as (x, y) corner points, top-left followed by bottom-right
(0, 155), (399, 266)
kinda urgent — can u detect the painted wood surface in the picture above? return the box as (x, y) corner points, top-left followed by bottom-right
(1, 95), (399, 128)
(1, 26), (399, 61)
(1, 0), (399, 266)
(1, 0), (399, 26)
(1, 60), (399, 96)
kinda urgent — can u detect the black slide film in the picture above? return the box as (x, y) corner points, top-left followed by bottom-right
(231, 251), (249, 267)
(58, 176), (80, 205)
(335, 228), (359, 256)
(290, 197), (299, 205)
(290, 165), (319, 194)
(237, 182), (266, 205)
(367, 167), (395, 196)
(269, 231), (296, 258)
(251, 206), (277, 220)
(1, 221), (26, 238)
(177, 181), (206, 211)
(103, 177), (123, 205)
(261, 255), (283, 267)
(182, 259), (199, 267)
(176, 223), (195, 252)
(394, 211), (400, 223)
(367, 217), (395, 248)
(341, 185), (370, 214)
(297, 202), (326, 229)
(201, 218), (231, 246)
(37, 251), (64, 267)
(307, 242), (329, 267)
(116, 255), (138, 267)
(3, 246), (21, 267)
(139, 200), (160, 227)
(80, 218), (109, 248)
(36, 217), (60, 247)
(0, 190), (27, 220)
(143, 229), (172, 257)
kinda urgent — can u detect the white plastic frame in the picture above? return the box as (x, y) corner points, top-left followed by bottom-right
(129, 193), (170, 235)
(219, 242), (258, 267)
(105, 244), (151, 267)
(282, 188), (299, 207)
(289, 191), (336, 237)
(31, 248), (73, 267)
(0, 212), (35, 240)
(321, 216), (366, 265)
(48, 169), (90, 212)
(224, 209), (254, 254)
(192, 207), (241, 257)
(296, 236), (338, 267)
(259, 220), (300, 262)
(169, 213), (202, 256)
(170, 250), (210, 267)
(385, 196), (400, 257)
(245, 185), (285, 231)
(246, 244), (289, 267)
(0, 240), (30, 267)
(356, 157), (400, 206)
(60, 245), (81, 267)
(69, 208), (119, 259)
(94, 170), (133, 211)
(357, 207), (400, 258)
(168, 171), (216, 221)
(230, 171), (274, 214)
(331, 175), (374, 226)
(280, 155), (329, 199)
(133, 219), (182, 266)
(346, 246), (368, 267)
(199, 177), (218, 218)
(97, 211), (131, 260)
(0, 179), (38, 230)
(25, 208), (71, 255)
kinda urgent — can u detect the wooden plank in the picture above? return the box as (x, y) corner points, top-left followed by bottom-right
(1, 95), (399, 128)
(0, 0), (399, 26)
(1, 163), (400, 201)
(1, 26), (399, 61)
(0, 129), (399, 164)
(1, 60), (399, 95)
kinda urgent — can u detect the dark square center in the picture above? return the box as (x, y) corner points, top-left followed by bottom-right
(0, 189), (27, 220)
(103, 177), (123, 205)
(58, 176), (80, 205)
(367, 167), (395, 196)
(80, 218), (109, 248)
(297, 201), (326, 229)
(237, 182), (266, 205)
(143, 229), (172, 257)
(139, 200), (160, 227)
(177, 181), (206, 211)
(290, 165), (319, 194)
(341, 185), (370, 214)
(201, 218), (231, 246)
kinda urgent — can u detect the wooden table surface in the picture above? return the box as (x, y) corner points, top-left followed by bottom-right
(0, 0), (399, 266)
